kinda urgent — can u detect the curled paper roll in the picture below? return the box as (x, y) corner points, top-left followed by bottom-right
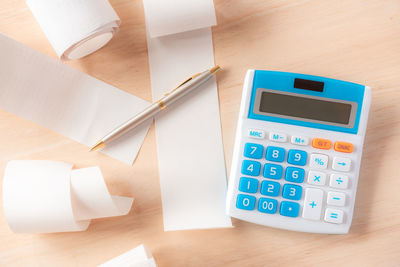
(2, 161), (133, 234)
(26, 0), (120, 60)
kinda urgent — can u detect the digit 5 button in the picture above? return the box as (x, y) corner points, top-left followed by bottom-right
(312, 138), (332, 150)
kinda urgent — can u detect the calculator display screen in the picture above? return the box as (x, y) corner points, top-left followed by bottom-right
(259, 91), (352, 125)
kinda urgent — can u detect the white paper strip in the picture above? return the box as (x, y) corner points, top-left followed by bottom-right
(26, 0), (120, 60)
(0, 34), (151, 164)
(99, 244), (157, 267)
(3, 161), (133, 234)
(143, 1), (232, 230)
(143, 0), (216, 38)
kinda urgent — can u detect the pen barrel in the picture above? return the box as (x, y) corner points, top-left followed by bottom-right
(161, 71), (213, 106)
(102, 71), (213, 144)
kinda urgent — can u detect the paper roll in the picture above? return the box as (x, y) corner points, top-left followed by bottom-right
(26, 0), (120, 60)
(2, 161), (133, 234)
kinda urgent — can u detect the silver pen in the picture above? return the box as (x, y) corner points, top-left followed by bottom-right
(90, 65), (221, 151)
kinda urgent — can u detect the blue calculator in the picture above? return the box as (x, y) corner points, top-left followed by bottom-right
(226, 70), (371, 234)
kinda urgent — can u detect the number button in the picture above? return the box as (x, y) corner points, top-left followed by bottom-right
(307, 170), (326, 186)
(285, 167), (305, 183)
(244, 143), (264, 159)
(332, 157), (351, 172)
(287, 149), (307, 166)
(239, 177), (258, 193)
(266, 146), (285, 162)
(263, 163), (283, 179)
(241, 160), (261, 176)
(236, 194), (256, 210)
(309, 154), (329, 169)
(280, 201), (300, 218)
(330, 174), (349, 189)
(258, 198), (278, 214)
(324, 208), (344, 224)
(261, 180), (280, 197)
(282, 184), (302, 200)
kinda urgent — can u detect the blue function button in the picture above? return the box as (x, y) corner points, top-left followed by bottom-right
(263, 163), (283, 179)
(241, 160), (261, 176)
(282, 184), (303, 200)
(266, 146), (285, 162)
(280, 201), (300, 217)
(261, 180), (280, 197)
(236, 194), (256, 210)
(285, 167), (305, 183)
(287, 149), (308, 166)
(243, 143), (264, 159)
(258, 198), (278, 214)
(239, 177), (259, 193)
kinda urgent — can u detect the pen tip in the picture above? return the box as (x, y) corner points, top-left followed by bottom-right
(90, 141), (105, 152)
(210, 65), (221, 75)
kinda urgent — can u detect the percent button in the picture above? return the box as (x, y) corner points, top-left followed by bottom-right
(310, 153), (329, 170)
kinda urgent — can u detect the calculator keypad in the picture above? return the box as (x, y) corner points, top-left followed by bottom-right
(237, 131), (355, 225)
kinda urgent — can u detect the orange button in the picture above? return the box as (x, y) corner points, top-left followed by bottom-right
(312, 138), (332, 150)
(334, 141), (354, 153)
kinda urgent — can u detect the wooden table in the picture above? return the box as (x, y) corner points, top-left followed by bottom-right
(1, 0), (400, 266)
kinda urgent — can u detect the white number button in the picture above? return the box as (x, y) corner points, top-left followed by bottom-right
(330, 174), (349, 189)
(307, 170), (326, 186)
(269, 132), (287, 142)
(327, 192), (346, 206)
(248, 129), (265, 139)
(291, 136), (309, 146)
(309, 154), (329, 169)
(332, 157), (351, 172)
(324, 208), (344, 224)
(302, 188), (324, 220)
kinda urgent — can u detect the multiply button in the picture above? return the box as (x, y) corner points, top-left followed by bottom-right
(307, 170), (326, 186)
(302, 188), (323, 220)
(248, 129), (265, 139)
(312, 138), (332, 150)
(309, 154), (328, 169)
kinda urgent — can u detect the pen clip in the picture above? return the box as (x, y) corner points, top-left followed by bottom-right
(163, 72), (202, 97)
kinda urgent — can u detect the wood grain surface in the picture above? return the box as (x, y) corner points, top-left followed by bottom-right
(0, 0), (399, 266)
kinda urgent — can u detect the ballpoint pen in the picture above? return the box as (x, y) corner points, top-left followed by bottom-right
(90, 65), (221, 151)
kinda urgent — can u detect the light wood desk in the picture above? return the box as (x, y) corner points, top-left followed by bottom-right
(1, 0), (399, 266)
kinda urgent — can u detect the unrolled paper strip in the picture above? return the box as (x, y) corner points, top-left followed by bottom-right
(143, 0), (232, 230)
(3, 161), (133, 233)
(99, 244), (157, 267)
(0, 34), (151, 165)
(26, 0), (120, 59)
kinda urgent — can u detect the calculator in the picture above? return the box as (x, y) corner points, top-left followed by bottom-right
(226, 70), (371, 234)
